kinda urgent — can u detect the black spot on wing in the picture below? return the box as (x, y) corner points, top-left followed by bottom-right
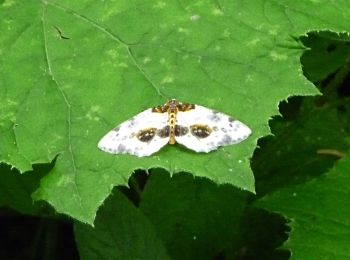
(207, 111), (222, 122)
(157, 126), (170, 138)
(175, 125), (189, 136)
(117, 144), (127, 153)
(228, 117), (235, 123)
(136, 128), (157, 142)
(228, 121), (241, 132)
(207, 141), (216, 148)
(221, 127), (227, 133)
(128, 117), (138, 127)
(218, 135), (232, 146)
(190, 125), (212, 138)
(177, 102), (195, 111)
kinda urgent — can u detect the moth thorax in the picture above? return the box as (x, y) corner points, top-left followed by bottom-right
(168, 99), (179, 109)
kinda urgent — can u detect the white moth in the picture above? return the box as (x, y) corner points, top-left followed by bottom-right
(98, 99), (251, 157)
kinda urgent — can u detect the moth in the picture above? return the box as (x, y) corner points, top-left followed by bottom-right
(98, 99), (251, 157)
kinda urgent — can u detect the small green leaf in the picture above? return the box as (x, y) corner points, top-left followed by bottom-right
(301, 32), (350, 82)
(256, 150), (350, 259)
(74, 190), (170, 260)
(0, 163), (49, 215)
(253, 97), (350, 196)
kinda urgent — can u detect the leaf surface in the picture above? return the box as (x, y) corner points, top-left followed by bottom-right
(5, 0), (350, 223)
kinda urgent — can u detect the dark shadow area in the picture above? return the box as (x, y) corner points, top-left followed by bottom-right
(0, 208), (79, 260)
(0, 161), (79, 260)
(252, 31), (350, 198)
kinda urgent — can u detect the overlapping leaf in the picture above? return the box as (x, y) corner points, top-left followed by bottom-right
(139, 171), (248, 259)
(256, 150), (350, 259)
(75, 190), (169, 260)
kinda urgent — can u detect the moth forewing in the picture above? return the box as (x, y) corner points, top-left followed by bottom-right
(174, 105), (251, 153)
(98, 108), (169, 157)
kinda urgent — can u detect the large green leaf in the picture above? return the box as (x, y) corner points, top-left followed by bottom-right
(7, 0), (350, 223)
(139, 170), (248, 260)
(256, 150), (350, 259)
(249, 30), (350, 258)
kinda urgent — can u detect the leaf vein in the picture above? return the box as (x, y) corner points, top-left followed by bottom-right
(42, 2), (83, 209)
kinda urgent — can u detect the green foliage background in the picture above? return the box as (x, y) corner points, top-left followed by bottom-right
(1, 1), (350, 259)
